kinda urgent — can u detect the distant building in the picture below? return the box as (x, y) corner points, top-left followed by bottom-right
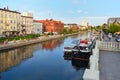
(82, 20), (88, 27)
(35, 19), (64, 34)
(21, 12), (33, 34)
(64, 24), (79, 31)
(33, 20), (43, 35)
(107, 17), (120, 26)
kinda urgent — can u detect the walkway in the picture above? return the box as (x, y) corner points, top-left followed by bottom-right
(99, 50), (120, 80)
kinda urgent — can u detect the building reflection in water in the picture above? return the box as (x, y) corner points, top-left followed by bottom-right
(0, 46), (33, 73)
(0, 39), (64, 73)
(42, 39), (64, 51)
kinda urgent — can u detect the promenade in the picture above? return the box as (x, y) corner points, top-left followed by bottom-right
(100, 50), (120, 80)
(99, 34), (120, 80)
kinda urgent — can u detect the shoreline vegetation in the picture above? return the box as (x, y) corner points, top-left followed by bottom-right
(0, 32), (81, 51)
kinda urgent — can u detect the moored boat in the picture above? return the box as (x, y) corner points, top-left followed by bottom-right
(71, 37), (96, 60)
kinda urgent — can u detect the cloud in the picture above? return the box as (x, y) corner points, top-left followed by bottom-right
(69, 11), (75, 14)
(71, 0), (87, 4)
(69, 9), (87, 14)
(33, 10), (54, 19)
(84, 11), (88, 14)
(77, 10), (82, 13)
(81, 16), (111, 19)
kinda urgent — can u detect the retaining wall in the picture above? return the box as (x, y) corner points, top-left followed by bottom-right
(0, 33), (79, 51)
(83, 40), (99, 80)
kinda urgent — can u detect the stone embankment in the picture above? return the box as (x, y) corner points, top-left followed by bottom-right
(83, 40), (99, 80)
(0, 33), (78, 51)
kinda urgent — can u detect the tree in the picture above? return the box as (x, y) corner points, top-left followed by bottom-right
(108, 24), (120, 33)
(60, 28), (67, 34)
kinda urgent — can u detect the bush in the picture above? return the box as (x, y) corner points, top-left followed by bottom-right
(0, 34), (40, 42)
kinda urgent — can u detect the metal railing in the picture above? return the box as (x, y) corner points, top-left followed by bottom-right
(99, 41), (120, 51)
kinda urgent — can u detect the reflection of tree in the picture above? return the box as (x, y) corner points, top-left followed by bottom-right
(0, 46), (33, 73)
(42, 39), (63, 51)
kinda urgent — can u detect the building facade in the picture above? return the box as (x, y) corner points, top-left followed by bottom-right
(21, 12), (33, 34)
(0, 7), (33, 36)
(64, 24), (79, 31)
(35, 19), (64, 34)
(0, 7), (21, 36)
(33, 20), (43, 35)
(82, 20), (88, 27)
(107, 17), (120, 26)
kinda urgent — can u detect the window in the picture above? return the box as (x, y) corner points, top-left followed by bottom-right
(11, 20), (12, 24)
(1, 14), (3, 17)
(1, 20), (3, 23)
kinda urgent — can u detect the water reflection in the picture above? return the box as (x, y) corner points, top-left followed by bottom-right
(0, 33), (89, 80)
(0, 39), (64, 74)
(0, 46), (33, 73)
(71, 59), (89, 71)
(42, 39), (64, 51)
(64, 54), (89, 71)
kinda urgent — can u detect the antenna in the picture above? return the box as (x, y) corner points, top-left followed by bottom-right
(48, 12), (52, 19)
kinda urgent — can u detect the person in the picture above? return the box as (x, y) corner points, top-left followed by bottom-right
(108, 33), (112, 41)
(4, 39), (8, 44)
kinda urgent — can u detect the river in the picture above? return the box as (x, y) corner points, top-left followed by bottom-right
(0, 33), (89, 80)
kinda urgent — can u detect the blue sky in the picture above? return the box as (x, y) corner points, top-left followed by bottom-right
(0, 0), (120, 25)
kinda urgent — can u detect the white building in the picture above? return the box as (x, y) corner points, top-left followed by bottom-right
(21, 12), (33, 34)
(33, 20), (43, 35)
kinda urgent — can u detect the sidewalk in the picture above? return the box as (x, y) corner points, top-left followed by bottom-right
(99, 50), (120, 80)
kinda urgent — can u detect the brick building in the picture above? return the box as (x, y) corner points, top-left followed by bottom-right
(35, 19), (64, 34)
(64, 24), (80, 31)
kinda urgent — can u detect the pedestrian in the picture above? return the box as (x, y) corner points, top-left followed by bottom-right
(109, 37), (111, 41)
(102, 35), (104, 39)
(4, 39), (8, 44)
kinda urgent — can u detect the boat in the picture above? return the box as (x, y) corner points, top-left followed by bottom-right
(71, 37), (96, 60)
(64, 39), (80, 54)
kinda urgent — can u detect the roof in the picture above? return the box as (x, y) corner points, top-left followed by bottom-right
(0, 8), (21, 14)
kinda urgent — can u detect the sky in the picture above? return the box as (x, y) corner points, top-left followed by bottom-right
(0, 0), (120, 26)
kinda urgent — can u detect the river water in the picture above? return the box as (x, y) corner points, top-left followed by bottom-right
(0, 33), (89, 80)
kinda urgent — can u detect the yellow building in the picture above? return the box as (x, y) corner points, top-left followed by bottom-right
(0, 7), (33, 36)
(0, 7), (21, 36)
(82, 20), (88, 27)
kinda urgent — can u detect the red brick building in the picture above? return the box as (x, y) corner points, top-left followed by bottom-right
(35, 19), (64, 34)
(70, 24), (79, 31)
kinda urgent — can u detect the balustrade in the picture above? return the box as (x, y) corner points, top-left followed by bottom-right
(99, 41), (120, 51)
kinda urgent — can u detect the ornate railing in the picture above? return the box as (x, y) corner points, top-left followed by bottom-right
(99, 41), (120, 51)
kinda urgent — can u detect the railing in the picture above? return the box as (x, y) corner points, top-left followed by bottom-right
(99, 41), (120, 51)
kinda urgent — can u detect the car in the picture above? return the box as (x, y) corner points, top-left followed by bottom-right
(115, 36), (120, 42)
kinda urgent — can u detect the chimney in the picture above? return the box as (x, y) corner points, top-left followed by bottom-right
(6, 6), (9, 10)
(4, 6), (9, 10)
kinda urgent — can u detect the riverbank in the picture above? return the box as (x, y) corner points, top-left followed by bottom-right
(0, 33), (80, 51)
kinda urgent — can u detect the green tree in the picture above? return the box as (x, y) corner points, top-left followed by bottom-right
(60, 28), (67, 34)
(108, 24), (120, 33)
(68, 28), (73, 33)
